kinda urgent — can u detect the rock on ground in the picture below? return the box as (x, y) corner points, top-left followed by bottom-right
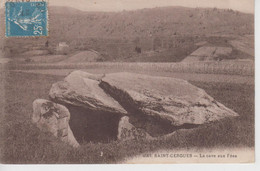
(100, 72), (238, 126)
(49, 70), (127, 114)
(117, 116), (152, 141)
(32, 99), (79, 147)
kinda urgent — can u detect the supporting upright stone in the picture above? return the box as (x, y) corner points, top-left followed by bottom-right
(117, 116), (152, 141)
(32, 99), (79, 147)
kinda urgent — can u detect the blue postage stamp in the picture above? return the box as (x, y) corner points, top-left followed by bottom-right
(5, 1), (48, 37)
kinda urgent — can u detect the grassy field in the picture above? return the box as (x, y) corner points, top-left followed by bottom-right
(12, 69), (254, 85)
(8, 61), (255, 77)
(0, 71), (254, 164)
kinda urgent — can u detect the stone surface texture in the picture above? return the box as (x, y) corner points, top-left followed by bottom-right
(117, 116), (152, 141)
(49, 70), (127, 114)
(32, 99), (79, 147)
(101, 72), (238, 126)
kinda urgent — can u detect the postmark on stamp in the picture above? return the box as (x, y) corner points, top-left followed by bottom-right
(5, 1), (48, 37)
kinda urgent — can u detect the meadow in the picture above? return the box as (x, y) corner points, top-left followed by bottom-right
(0, 69), (254, 164)
(8, 61), (254, 76)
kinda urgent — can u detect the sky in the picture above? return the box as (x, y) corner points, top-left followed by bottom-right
(50, 0), (254, 13)
(0, 0), (255, 13)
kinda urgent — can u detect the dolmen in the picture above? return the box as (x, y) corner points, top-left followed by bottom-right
(32, 71), (238, 147)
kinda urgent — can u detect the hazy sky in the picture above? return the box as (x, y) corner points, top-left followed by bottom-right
(0, 0), (254, 13)
(49, 0), (254, 13)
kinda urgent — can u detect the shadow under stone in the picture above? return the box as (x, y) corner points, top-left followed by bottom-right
(99, 81), (199, 137)
(129, 112), (199, 137)
(66, 104), (121, 144)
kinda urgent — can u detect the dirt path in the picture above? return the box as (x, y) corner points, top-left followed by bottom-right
(11, 69), (254, 85)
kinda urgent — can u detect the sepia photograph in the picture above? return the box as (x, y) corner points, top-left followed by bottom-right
(0, 0), (256, 165)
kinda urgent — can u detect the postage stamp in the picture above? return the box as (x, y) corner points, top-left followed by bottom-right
(5, 1), (48, 37)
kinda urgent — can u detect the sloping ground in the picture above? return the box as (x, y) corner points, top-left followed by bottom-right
(182, 46), (233, 62)
(27, 55), (68, 63)
(1, 6), (254, 62)
(21, 50), (50, 57)
(12, 55), (67, 64)
(48, 6), (254, 38)
(229, 35), (254, 57)
(59, 50), (103, 63)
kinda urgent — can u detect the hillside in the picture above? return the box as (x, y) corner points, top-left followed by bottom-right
(0, 6), (254, 39)
(48, 6), (253, 39)
(0, 6), (254, 62)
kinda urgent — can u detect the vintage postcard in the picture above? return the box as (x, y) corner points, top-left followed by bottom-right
(0, 0), (255, 165)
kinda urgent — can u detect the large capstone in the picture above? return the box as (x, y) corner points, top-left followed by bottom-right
(32, 99), (79, 147)
(100, 72), (238, 127)
(49, 70), (127, 114)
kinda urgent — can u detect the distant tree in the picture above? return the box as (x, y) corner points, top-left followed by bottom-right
(228, 9), (234, 13)
(45, 40), (49, 48)
(135, 46), (141, 53)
